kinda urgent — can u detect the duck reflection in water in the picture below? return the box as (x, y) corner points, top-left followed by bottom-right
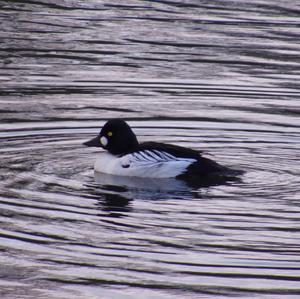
(90, 171), (239, 217)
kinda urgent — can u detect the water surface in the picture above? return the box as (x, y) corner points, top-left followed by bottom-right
(1, 1), (300, 298)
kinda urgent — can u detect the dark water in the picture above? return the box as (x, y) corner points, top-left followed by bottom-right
(1, 1), (300, 298)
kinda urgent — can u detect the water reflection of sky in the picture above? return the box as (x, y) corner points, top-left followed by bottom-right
(1, 1), (300, 298)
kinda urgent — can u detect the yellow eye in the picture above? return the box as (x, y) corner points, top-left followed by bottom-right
(107, 131), (113, 137)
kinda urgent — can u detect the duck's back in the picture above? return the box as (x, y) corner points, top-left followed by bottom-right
(136, 142), (201, 160)
(132, 142), (228, 178)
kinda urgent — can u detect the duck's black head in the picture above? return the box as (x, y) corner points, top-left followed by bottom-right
(83, 119), (139, 155)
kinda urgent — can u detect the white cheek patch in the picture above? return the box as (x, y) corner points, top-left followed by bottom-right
(100, 136), (108, 147)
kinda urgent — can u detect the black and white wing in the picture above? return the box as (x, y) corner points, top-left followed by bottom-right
(120, 149), (197, 178)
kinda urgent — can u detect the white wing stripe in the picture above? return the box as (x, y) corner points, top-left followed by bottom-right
(162, 151), (177, 160)
(146, 150), (162, 161)
(152, 150), (165, 160)
(158, 151), (175, 161)
(139, 151), (156, 162)
(132, 152), (142, 161)
(124, 150), (197, 166)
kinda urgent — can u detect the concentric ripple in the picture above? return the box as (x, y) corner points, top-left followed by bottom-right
(1, 114), (300, 298)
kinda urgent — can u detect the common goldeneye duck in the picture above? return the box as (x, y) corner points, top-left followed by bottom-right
(84, 119), (236, 179)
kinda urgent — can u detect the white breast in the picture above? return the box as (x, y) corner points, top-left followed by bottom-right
(94, 150), (196, 178)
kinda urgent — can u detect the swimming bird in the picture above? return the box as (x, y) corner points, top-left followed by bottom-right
(84, 119), (238, 179)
